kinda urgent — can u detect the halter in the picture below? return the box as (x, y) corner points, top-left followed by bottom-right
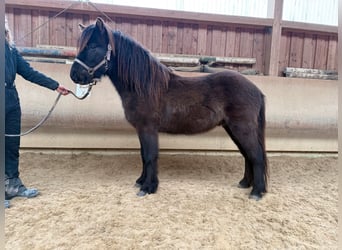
(74, 44), (112, 77)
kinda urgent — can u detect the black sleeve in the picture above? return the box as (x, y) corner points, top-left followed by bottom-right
(14, 48), (59, 91)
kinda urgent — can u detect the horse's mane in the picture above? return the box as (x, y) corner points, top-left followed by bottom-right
(78, 20), (170, 100)
(113, 31), (170, 100)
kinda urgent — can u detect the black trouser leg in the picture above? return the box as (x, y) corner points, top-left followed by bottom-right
(5, 104), (21, 179)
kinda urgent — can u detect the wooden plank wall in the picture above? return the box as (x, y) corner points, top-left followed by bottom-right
(279, 29), (338, 75)
(5, 1), (338, 76)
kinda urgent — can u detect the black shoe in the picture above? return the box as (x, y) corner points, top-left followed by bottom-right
(5, 177), (39, 199)
(16, 187), (39, 198)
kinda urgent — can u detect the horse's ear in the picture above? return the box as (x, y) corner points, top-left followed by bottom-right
(96, 17), (105, 32)
(78, 23), (86, 32)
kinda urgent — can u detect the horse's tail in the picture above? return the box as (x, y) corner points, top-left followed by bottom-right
(258, 94), (268, 192)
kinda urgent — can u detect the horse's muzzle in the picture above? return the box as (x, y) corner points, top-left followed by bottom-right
(70, 64), (93, 85)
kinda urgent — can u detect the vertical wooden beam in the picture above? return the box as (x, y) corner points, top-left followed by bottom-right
(266, 0), (283, 76)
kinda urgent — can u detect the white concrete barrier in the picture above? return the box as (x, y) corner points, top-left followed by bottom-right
(16, 63), (337, 152)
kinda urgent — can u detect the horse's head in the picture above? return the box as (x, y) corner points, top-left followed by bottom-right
(70, 17), (115, 85)
(70, 17), (170, 101)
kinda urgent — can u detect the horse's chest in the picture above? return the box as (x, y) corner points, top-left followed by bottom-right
(121, 97), (159, 127)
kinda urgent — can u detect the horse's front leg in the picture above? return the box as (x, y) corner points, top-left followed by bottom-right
(136, 130), (159, 196)
(135, 146), (146, 187)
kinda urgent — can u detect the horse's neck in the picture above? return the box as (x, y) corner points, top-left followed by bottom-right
(107, 74), (124, 95)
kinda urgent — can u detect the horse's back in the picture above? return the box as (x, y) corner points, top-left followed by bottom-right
(169, 70), (264, 102)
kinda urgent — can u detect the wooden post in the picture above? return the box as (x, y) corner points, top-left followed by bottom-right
(266, 0), (283, 76)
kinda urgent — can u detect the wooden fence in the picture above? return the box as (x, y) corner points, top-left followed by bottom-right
(5, 0), (338, 76)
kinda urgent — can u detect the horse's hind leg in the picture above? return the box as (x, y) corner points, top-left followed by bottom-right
(223, 125), (253, 188)
(136, 130), (159, 196)
(239, 162), (253, 188)
(223, 121), (266, 200)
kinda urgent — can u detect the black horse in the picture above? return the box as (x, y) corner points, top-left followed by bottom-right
(70, 17), (268, 200)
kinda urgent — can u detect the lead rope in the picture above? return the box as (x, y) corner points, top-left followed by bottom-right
(5, 83), (95, 137)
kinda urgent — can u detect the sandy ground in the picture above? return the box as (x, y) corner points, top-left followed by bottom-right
(5, 152), (337, 250)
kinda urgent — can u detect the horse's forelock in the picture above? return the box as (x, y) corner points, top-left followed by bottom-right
(77, 24), (94, 53)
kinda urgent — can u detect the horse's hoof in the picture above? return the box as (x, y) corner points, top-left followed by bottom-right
(249, 194), (262, 201)
(238, 183), (250, 189)
(137, 190), (147, 197)
(134, 183), (141, 188)
(238, 178), (252, 189)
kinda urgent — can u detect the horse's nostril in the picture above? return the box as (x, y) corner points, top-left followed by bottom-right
(70, 68), (88, 83)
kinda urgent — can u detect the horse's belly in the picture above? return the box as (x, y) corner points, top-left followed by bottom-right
(160, 122), (218, 134)
(159, 107), (223, 134)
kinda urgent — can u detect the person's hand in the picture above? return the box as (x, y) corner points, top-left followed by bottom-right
(56, 85), (70, 95)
